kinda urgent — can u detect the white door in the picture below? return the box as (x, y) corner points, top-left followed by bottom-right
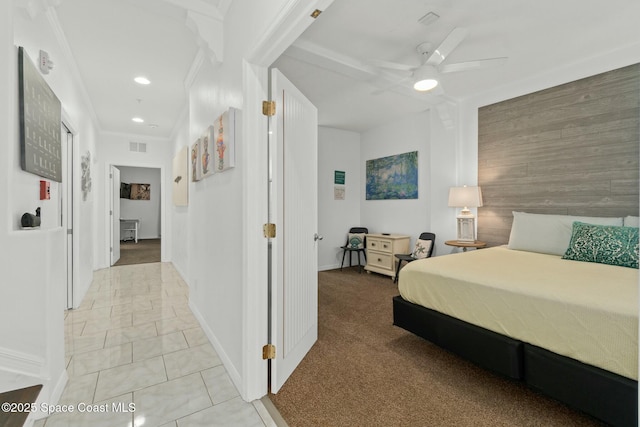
(269, 69), (319, 393)
(110, 166), (121, 265)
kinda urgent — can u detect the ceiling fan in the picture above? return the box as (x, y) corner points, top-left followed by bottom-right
(372, 27), (507, 94)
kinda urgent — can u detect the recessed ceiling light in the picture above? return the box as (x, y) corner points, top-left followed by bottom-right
(132, 117), (144, 123)
(134, 76), (151, 85)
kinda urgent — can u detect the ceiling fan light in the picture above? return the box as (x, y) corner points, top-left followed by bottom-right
(414, 78), (438, 91)
(413, 65), (439, 91)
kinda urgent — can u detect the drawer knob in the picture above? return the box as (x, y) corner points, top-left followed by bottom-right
(378, 258), (382, 262)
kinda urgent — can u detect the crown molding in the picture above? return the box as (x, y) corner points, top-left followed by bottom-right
(185, 9), (224, 65)
(184, 48), (206, 91)
(16, 0), (61, 19)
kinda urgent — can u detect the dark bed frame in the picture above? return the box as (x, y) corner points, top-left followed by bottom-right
(393, 295), (638, 427)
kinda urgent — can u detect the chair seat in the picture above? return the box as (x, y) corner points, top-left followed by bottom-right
(395, 254), (416, 262)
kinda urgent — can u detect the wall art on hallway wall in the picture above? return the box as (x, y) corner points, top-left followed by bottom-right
(173, 146), (188, 206)
(200, 126), (214, 179)
(191, 139), (202, 182)
(213, 108), (236, 172)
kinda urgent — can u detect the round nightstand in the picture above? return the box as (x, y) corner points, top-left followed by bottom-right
(445, 240), (487, 252)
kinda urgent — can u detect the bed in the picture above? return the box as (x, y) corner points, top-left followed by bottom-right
(393, 213), (639, 427)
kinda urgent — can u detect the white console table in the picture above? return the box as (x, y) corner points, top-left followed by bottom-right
(120, 218), (139, 243)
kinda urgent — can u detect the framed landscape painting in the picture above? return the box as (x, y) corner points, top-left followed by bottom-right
(366, 151), (418, 200)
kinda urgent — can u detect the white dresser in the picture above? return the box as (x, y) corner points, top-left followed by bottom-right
(364, 233), (410, 279)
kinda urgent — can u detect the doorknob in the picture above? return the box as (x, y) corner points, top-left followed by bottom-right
(314, 233), (323, 241)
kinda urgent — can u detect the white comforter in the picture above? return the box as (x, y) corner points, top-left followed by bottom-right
(398, 246), (638, 380)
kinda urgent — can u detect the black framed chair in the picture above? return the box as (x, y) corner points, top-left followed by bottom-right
(340, 227), (368, 273)
(394, 232), (436, 283)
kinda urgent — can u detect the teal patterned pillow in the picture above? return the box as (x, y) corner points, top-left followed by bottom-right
(347, 233), (365, 249)
(562, 222), (639, 269)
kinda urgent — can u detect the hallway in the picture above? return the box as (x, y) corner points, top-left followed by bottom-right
(34, 263), (274, 427)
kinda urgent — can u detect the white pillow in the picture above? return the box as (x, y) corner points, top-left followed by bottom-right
(507, 211), (623, 255)
(624, 216), (639, 227)
(412, 239), (433, 259)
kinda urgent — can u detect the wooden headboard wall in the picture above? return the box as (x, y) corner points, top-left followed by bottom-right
(478, 64), (639, 246)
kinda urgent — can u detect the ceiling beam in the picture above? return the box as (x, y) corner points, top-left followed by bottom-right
(160, 0), (223, 20)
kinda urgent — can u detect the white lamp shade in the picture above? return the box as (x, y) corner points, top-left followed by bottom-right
(448, 186), (483, 208)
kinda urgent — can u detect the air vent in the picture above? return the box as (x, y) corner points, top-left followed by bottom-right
(129, 142), (147, 153)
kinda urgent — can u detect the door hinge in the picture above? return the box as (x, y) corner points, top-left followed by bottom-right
(110, 247), (113, 253)
(310, 9), (322, 19)
(262, 344), (276, 360)
(263, 223), (276, 238)
(110, 210), (113, 216)
(109, 173), (113, 179)
(262, 100), (276, 116)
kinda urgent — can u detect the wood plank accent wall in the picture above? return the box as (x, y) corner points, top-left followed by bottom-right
(478, 64), (639, 246)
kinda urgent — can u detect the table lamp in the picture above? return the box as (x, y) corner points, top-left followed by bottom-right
(448, 185), (483, 242)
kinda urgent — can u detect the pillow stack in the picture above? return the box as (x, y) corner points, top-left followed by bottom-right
(507, 211), (639, 269)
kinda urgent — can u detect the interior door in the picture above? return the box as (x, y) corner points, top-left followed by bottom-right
(269, 69), (319, 393)
(62, 124), (74, 309)
(110, 165), (121, 265)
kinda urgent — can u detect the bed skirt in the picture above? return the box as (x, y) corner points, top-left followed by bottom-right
(392, 295), (638, 427)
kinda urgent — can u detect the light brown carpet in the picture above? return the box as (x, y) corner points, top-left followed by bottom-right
(113, 238), (161, 266)
(268, 267), (603, 427)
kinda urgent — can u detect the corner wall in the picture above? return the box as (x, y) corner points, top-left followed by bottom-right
(360, 112), (433, 252)
(317, 127), (361, 270)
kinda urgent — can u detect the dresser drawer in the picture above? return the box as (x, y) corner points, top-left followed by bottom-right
(367, 251), (393, 270)
(367, 238), (393, 254)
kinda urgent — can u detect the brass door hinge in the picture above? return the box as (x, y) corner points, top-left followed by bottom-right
(262, 100), (276, 116)
(310, 9), (322, 19)
(263, 223), (276, 238)
(263, 344), (276, 360)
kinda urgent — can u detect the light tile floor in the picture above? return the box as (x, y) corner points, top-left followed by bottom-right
(33, 262), (276, 427)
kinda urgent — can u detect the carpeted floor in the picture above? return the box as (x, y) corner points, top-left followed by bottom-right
(268, 267), (604, 427)
(113, 238), (161, 266)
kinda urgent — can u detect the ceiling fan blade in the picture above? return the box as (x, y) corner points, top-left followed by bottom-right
(371, 75), (411, 95)
(370, 58), (418, 72)
(425, 27), (468, 66)
(439, 57), (508, 74)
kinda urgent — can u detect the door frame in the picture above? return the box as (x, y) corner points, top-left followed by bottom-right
(61, 110), (79, 308)
(241, 0), (334, 401)
(104, 162), (167, 268)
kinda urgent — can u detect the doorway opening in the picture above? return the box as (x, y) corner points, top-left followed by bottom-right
(110, 165), (162, 266)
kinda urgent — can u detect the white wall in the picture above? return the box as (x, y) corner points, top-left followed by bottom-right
(97, 132), (170, 268)
(317, 127), (361, 270)
(169, 109), (189, 278)
(170, 0), (329, 401)
(179, 53), (245, 393)
(0, 2), (100, 414)
(118, 166), (161, 239)
(360, 112), (434, 252)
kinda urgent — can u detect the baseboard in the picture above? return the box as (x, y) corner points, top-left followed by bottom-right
(318, 263), (339, 271)
(0, 347), (45, 389)
(27, 368), (68, 423)
(188, 300), (243, 397)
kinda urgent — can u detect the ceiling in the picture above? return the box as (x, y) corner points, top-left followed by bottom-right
(43, 0), (640, 137)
